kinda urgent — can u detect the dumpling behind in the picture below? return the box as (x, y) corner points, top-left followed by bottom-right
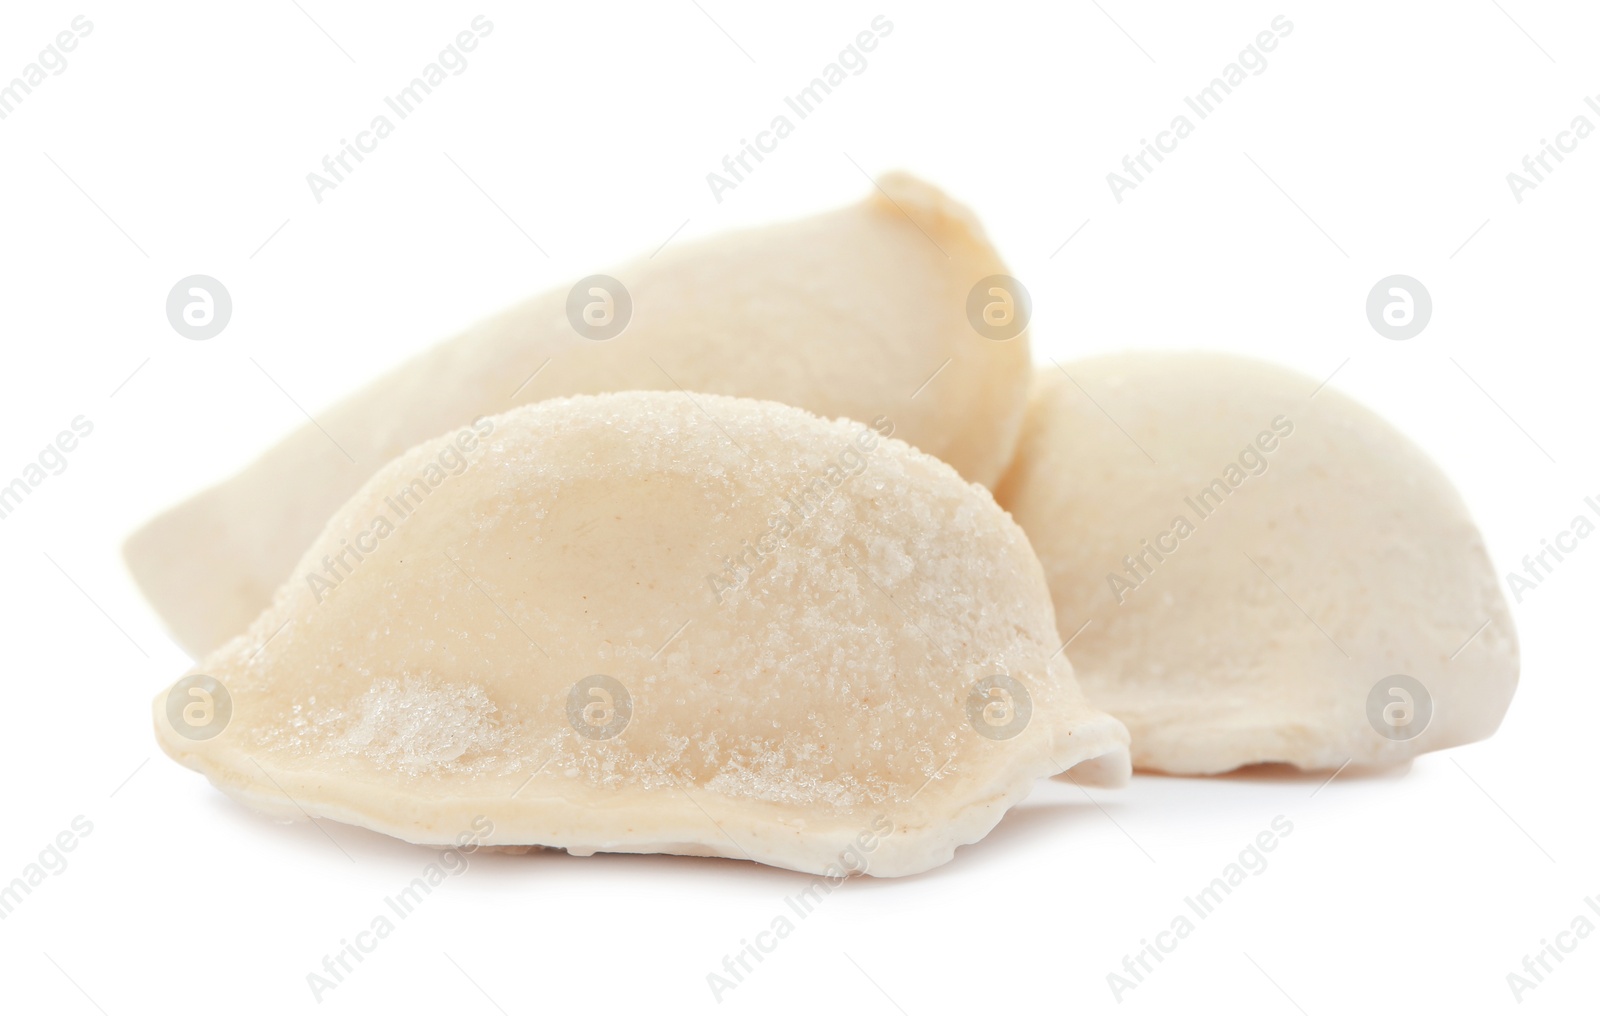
(996, 353), (1518, 775)
(127, 173), (1032, 658)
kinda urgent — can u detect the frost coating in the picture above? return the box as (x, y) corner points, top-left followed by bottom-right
(154, 391), (1129, 877)
(332, 678), (512, 777)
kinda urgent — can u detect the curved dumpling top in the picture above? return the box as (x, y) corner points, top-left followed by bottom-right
(995, 353), (1518, 775)
(154, 391), (1128, 877)
(127, 173), (1032, 657)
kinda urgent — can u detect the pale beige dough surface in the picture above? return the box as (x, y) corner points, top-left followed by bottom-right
(995, 353), (1518, 774)
(128, 174), (1030, 657)
(153, 391), (1128, 877)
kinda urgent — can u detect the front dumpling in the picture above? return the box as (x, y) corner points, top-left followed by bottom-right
(154, 391), (1129, 877)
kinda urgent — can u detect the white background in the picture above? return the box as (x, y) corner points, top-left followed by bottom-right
(1, 2), (1596, 1013)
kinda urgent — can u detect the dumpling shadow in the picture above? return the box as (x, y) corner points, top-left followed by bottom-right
(1187, 760), (1413, 785)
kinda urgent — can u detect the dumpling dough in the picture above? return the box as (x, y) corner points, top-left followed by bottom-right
(126, 173), (1031, 658)
(153, 391), (1128, 877)
(995, 353), (1518, 774)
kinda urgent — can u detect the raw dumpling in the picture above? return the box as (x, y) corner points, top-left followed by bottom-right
(995, 353), (1518, 774)
(153, 391), (1128, 877)
(127, 173), (1031, 658)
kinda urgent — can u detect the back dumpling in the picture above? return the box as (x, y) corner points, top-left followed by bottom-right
(153, 392), (1129, 877)
(995, 353), (1519, 775)
(125, 173), (1033, 658)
